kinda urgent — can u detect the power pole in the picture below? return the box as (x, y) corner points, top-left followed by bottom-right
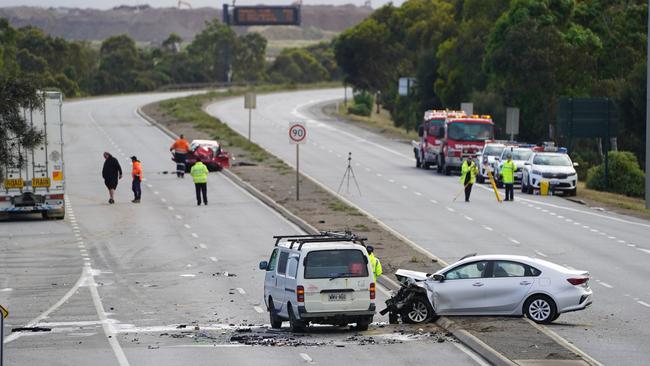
(646, 0), (650, 209)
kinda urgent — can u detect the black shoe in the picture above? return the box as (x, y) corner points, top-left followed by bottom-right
(109, 198), (114, 204)
(197, 202), (201, 206)
(204, 201), (208, 205)
(504, 198), (509, 201)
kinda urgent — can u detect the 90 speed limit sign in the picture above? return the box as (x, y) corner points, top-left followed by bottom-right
(289, 123), (307, 144)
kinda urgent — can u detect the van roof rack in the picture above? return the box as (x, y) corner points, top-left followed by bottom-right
(273, 231), (367, 251)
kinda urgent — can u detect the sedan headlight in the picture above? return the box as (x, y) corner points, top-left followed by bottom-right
(568, 171), (577, 176)
(531, 170), (542, 176)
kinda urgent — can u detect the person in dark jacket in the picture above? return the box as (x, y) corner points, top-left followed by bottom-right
(102, 152), (122, 204)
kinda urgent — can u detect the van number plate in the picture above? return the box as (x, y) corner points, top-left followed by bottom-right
(328, 293), (346, 301)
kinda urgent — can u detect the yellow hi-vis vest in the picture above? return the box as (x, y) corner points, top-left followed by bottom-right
(368, 253), (383, 280)
(501, 160), (517, 184)
(190, 162), (209, 183)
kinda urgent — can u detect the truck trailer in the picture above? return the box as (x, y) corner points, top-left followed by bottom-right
(1, 91), (65, 219)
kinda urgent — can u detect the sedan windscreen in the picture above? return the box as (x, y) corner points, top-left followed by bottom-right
(484, 146), (505, 156)
(533, 155), (572, 166)
(512, 150), (532, 161)
(304, 250), (368, 279)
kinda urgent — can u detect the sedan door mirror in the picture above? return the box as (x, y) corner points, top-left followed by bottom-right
(432, 274), (445, 282)
(524, 162), (531, 166)
(259, 261), (268, 270)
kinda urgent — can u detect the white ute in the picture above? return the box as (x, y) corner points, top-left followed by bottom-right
(259, 232), (376, 332)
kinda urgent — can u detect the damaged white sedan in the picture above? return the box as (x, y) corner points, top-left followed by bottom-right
(381, 254), (592, 324)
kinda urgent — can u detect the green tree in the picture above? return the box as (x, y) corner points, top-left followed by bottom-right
(0, 76), (44, 181)
(233, 33), (267, 82)
(187, 19), (236, 82)
(94, 34), (141, 94)
(268, 48), (328, 84)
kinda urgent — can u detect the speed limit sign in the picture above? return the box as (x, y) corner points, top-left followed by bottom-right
(289, 123), (307, 144)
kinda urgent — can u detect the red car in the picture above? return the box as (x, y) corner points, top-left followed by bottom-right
(173, 139), (231, 172)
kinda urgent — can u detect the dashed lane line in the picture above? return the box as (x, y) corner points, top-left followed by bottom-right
(482, 225), (493, 232)
(209, 257), (218, 262)
(191, 233), (199, 238)
(637, 248), (650, 254)
(446, 207), (455, 212)
(236, 288), (246, 295)
(597, 282), (613, 289)
(198, 243), (207, 249)
(534, 250), (547, 257)
(414, 192), (422, 196)
(464, 216), (473, 221)
(430, 199), (438, 204)
(167, 206), (174, 211)
(253, 306), (264, 314)
(184, 224), (191, 229)
(638, 301), (650, 308)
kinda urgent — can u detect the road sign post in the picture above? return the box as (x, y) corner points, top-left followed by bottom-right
(245, 93), (256, 141)
(506, 107), (520, 141)
(1, 304), (8, 366)
(289, 123), (307, 200)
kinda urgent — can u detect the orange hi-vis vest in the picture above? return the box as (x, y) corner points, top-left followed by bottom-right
(171, 139), (190, 153)
(132, 161), (143, 179)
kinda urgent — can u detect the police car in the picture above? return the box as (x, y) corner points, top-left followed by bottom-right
(259, 232), (376, 332)
(521, 151), (578, 196)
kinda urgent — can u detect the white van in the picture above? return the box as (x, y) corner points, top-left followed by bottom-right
(259, 232), (376, 332)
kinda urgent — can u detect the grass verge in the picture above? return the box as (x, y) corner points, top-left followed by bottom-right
(326, 102), (418, 141)
(575, 182), (649, 220)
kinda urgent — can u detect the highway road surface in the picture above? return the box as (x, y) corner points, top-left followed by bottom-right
(207, 88), (650, 366)
(1, 91), (485, 366)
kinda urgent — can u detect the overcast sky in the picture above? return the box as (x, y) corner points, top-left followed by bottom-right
(0, 0), (404, 9)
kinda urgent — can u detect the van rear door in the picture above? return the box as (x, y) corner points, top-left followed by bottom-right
(301, 249), (372, 313)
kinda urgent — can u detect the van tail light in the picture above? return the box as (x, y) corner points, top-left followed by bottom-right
(296, 285), (305, 302)
(567, 277), (589, 286)
(369, 283), (376, 300)
(46, 194), (64, 200)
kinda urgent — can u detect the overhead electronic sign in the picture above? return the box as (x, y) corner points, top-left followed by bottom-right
(232, 6), (301, 26)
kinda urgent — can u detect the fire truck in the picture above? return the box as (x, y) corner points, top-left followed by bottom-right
(413, 111), (495, 175)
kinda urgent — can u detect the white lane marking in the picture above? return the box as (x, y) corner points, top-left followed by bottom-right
(364, 167), (371, 172)
(0, 288), (13, 292)
(198, 243), (207, 249)
(549, 212), (556, 216)
(168, 206), (174, 211)
(86, 266), (131, 366)
(542, 209), (549, 213)
(598, 282), (613, 289)
(534, 250), (548, 257)
(180, 274), (196, 278)
(515, 196), (650, 229)
(184, 224), (191, 229)
(464, 216), (473, 221)
(582, 225), (590, 229)
(557, 215), (564, 219)
(161, 198), (167, 203)
(191, 233), (199, 238)
(446, 207), (455, 212)
(608, 236), (616, 239)
(590, 229), (598, 232)
(175, 215), (183, 220)
(565, 218), (572, 222)
(401, 185), (408, 190)
(300, 353), (313, 363)
(376, 173), (382, 177)
(618, 240), (626, 243)
(414, 192), (422, 196)
(627, 244), (636, 247)
(482, 225), (493, 231)
(236, 288), (246, 295)
(154, 191), (159, 195)
(510, 239), (521, 245)
(638, 301), (650, 308)
(388, 179), (395, 183)
(637, 248), (650, 254)
(254, 306), (264, 314)
(209, 257), (218, 262)
(430, 199), (438, 204)
(535, 207), (542, 210)
(147, 184), (152, 188)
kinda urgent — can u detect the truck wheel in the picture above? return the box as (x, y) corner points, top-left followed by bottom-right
(288, 305), (307, 333)
(401, 295), (435, 324)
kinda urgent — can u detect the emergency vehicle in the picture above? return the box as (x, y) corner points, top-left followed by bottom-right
(413, 111), (495, 175)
